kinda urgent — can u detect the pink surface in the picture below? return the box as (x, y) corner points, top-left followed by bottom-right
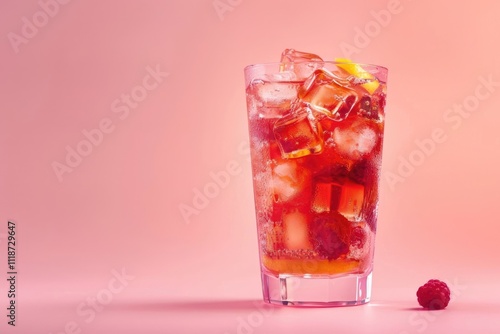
(1, 0), (500, 333)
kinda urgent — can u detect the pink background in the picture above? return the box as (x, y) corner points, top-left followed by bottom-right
(1, 0), (500, 333)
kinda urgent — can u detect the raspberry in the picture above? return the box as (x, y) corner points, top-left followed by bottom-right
(416, 279), (450, 310)
(310, 213), (349, 260)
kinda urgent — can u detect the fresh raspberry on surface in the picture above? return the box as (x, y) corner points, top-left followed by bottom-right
(416, 279), (450, 310)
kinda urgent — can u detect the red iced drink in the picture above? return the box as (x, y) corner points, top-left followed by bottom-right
(244, 50), (388, 306)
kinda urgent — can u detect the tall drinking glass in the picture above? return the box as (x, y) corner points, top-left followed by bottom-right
(244, 59), (388, 306)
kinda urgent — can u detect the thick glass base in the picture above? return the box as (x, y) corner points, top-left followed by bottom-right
(261, 271), (372, 307)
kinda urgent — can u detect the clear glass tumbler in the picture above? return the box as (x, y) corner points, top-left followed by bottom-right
(244, 60), (388, 306)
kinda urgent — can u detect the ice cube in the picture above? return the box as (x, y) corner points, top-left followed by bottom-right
(281, 49), (323, 63)
(347, 224), (369, 260)
(312, 177), (365, 221)
(283, 211), (312, 250)
(349, 225), (367, 249)
(265, 71), (297, 81)
(247, 79), (299, 119)
(311, 181), (334, 213)
(273, 105), (324, 159)
(332, 120), (379, 161)
(280, 49), (324, 79)
(272, 160), (311, 202)
(299, 69), (358, 121)
(337, 180), (365, 220)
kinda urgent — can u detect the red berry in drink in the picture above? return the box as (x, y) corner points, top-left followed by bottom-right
(310, 213), (349, 260)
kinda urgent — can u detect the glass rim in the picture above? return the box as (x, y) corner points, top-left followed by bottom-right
(244, 61), (388, 72)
